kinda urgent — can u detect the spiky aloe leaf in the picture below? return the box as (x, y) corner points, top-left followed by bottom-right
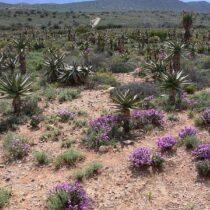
(0, 73), (32, 99)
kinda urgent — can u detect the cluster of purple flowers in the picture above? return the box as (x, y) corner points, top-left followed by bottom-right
(129, 147), (152, 168)
(49, 182), (88, 210)
(57, 109), (74, 122)
(192, 144), (210, 160)
(30, 115), (43, 128)
(89, 114), (119, 143)
(11, 138), (30, 159)
(143, 96), (154, 102)
(131, 109), (164, 127)
(156, 136), (176, 150)
(178, 127), (197, 139)
(181, 92), (198, 108)
(202, 107), (210, 124)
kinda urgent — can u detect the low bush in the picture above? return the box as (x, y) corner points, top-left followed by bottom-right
(129, 147), (152, 168)
(0, 188), (11, 208)
(182, 136), (200, 149)
(57, 109), (74, 122)
(111, 82), (160, 99)
(47, 183), (89, 210)
(178, 127), (197, 139)
(61, 139), (76, 148)
(196, 160), (210, 177)
(156, 136), (176, 151)
(131, 109), (164, 129)
(54, 149), (84, 169)
(3, 132), (30, 161)
(89, 71), (119, 87)
(72, 161), (103, 181)
(30, 115), (43, 128)
(192, 144), (210, 160)
(86, 114), (121, 149)
(189, 92), (210, 112)
(34, 151), (49, 165)
(21, 96), (42, 117)
(151, 153), (164, 169)
(58, 89), (80, 103)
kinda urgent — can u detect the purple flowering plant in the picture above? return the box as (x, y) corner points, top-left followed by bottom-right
(30, 115), (43, 128)
(131, 109), (164, 128)
(10, 138), (30, 159)
(192, 144), (210, 160)
(178, 127), (197, 139)
(156, 136), (177, 150)
(129, 147), (152, 168)
(58, 109), (74, 122)
(87, 114), (120, 148)
(202, 108), (210, 125)
(47, 182), (89, 210)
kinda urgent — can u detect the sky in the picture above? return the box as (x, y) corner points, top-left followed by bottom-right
(1, 0), (210, 4)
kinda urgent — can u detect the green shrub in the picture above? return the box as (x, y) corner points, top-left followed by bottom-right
(167, 114), (179, 122)
(190, 92), (210, 112)
(85, 161), (103, 178)
(196, 160), (210, 177)
(21, 96), (42, 116)
(72, 170), (86, 181)
(72, 161), (103, 181)
(201, 56), (210, 69)
(185, 68), (210, 90)
(111, 82), (159, 99)
(184, 84), (197, 94)
(0, 100), (12, 115)
(27, 51), (43, 72)
(182, 136), (200, 149)
(44, 86), (58, 101)
(47, 189), (69, 210)
(34, 151), (49, 165)
(61, 139), (76, 148)
(54, 149), (84, 169)
(90, 71), (119, 87)
(151, 154), (164, 169)
(110, 62), (135, 73)
(0, 188), (11, 208)
(40, 127), (61, 142)
(58, 89), (80, 103)
(194, 116), (205, 127)
(3, 132), (30, 161)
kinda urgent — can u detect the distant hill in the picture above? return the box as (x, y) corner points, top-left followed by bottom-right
(0, 0), (210, 13)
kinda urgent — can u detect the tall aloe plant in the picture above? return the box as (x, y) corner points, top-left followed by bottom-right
(111, 90), (140, 133)
(0, 73), (32, 114)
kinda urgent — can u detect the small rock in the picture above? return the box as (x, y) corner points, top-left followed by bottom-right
(0, 164), (5, 168)
(99, 145), (110, 153)
(122, 140), (134, 145)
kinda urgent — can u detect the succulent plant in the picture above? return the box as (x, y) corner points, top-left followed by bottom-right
(111, 89), (140, 133)
(58, 63), (91, 85)
(161, 70), (189, 105)
(44, 49), (65, 83)
(0, 73), (32, 114)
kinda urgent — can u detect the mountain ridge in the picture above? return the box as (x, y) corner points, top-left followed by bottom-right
(0, 0), (210, 13)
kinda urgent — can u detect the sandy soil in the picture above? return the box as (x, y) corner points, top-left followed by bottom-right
(0, 73), (210, 210)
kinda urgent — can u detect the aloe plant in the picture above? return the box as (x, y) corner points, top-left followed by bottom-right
(182, 12), (193, 43)
(13, 35), (28, 75)
(161, 70), (189, 105)
(58, 63), (91, 85)
(143, 60), (166, 81)
(111, 89), (140, 133)
(0, 73), (32, 114)
(165, 40), (185, 72)
(44, 49), (65, 83)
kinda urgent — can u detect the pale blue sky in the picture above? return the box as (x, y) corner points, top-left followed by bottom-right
(1, 0), (210, 4)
